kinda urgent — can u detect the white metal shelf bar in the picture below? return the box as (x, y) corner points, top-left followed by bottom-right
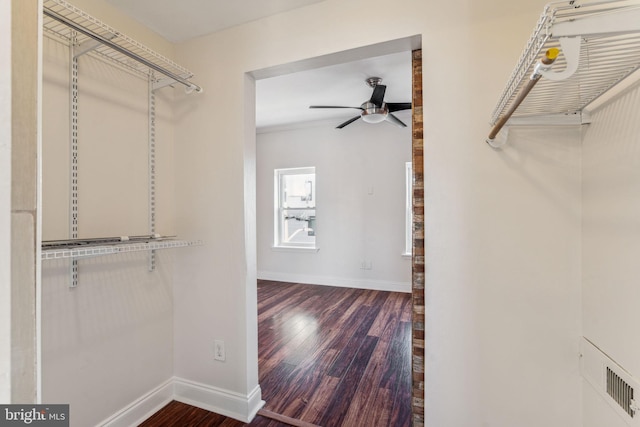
(41, 239), (203, 260)
(42, 0), (202, 92)
(70, 31), (79, 287)
(490, 0), (640, 128)
(148, 75), (157, 271)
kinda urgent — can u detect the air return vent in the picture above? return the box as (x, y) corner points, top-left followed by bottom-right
(580, 337), (640, 426)
(607, 367), (636, 418)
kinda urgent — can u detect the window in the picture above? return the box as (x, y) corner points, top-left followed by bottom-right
(405, 162), (413, 256)
(274, 167), (316, 249)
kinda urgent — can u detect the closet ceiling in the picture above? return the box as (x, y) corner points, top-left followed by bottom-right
(105, 0), (327, 42)
(105, 0), (412, 130)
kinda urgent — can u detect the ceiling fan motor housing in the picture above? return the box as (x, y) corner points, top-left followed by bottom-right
(360, 101), (388, 123)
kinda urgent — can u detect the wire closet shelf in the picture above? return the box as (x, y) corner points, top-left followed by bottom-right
(490, 0), (640, 132)
(42, 0), (202, 92)
(41, 236), (203, 261)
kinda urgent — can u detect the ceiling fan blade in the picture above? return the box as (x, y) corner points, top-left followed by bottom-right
(385, 113), (407, 128)
(370, 85), (386, 107)
(309, 105), (363, 110)
(387, 102), (412, 112)
(336, 115), (361, 129)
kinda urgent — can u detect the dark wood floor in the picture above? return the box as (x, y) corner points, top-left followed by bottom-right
(140, 280), (412, 427)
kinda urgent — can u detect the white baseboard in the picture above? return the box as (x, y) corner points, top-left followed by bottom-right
(173, 377), (264, 423)
(99, 377), (264, 426)
(257, 270), (411, 293)
(100, 378), (174, 427)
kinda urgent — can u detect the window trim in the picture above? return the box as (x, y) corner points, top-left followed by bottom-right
(273, 166), (317, 250)
(404, 162), (413, 257)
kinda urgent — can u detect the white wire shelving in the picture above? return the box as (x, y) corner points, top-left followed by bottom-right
(41, 238), (203, 261)
(41, 1), (204, 284)
(42, 0), (202, 92)
(490, 0), (640, 130)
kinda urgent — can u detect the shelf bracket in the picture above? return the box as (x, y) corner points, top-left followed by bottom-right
(551, 6), (640, 38)
(152, 77), (176, 92)
(73, 34), (116, 58)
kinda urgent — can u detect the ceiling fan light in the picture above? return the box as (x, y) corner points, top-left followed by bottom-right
(361, 103), (388, 124)
(361, 112), (387, 124)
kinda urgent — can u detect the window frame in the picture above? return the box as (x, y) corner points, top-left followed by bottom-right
(273, 166), (317, 250)
(404, 161), (413, 256)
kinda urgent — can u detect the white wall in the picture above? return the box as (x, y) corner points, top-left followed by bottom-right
(174, 0), (583, 425)
(40, 1), (178, 424)
(0, 0), (12, 404)
(7, 0), (40, 404)
(256, 122), (412, 292)
(582, 82), (640, 425)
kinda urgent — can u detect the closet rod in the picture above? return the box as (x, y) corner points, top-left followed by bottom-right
(486, 48), (559, 146)
(43, 7), (203, 93)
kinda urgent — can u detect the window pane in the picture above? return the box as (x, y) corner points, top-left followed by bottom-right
(282, 209), (316, 244)
(274, 167), (316, 248)
(282, 173), (315, 209)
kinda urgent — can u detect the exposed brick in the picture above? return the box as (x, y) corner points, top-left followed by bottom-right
(411, 48), (425, 427)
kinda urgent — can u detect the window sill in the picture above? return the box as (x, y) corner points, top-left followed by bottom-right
(272, 246), (320, 253)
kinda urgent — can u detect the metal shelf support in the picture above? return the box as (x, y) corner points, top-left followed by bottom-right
(149, 75), (157, 272)
(70, 31), (79, 288)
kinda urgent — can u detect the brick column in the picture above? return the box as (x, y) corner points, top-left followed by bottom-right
(411, 49), (425, 427)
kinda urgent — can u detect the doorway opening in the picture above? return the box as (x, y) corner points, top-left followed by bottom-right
(249, 38), (424, 426)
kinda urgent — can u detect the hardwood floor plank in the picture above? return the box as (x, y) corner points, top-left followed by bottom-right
(296, 374), (341, 423)
(388, 321), (413, 427)
(319, 334), (379, 427)
(326, 304), (379, 378)
(257, 409), (322, 427)
(368, 292), (410, 338)
(259, 361), (298, 405)
(138, 401), (220, 426)
(272, 348), (339, 419)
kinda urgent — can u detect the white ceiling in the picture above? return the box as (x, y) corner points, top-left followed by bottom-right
(104, 0), (413, 131)
(256, 51), (413, 130)
(106, 0), (326, 43)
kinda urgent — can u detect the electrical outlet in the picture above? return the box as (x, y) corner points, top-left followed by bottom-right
(360, 260), (373, 270)
(214, 339), (226, 362)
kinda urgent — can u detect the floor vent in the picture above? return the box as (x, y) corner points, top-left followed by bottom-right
(608, 367), (636, 418)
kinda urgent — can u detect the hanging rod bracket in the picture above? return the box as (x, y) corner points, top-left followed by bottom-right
(537, 37), (581, 81)
(486, 127), (509, 149)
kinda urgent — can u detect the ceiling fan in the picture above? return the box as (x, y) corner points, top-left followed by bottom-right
(309, 77), (412, 129)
